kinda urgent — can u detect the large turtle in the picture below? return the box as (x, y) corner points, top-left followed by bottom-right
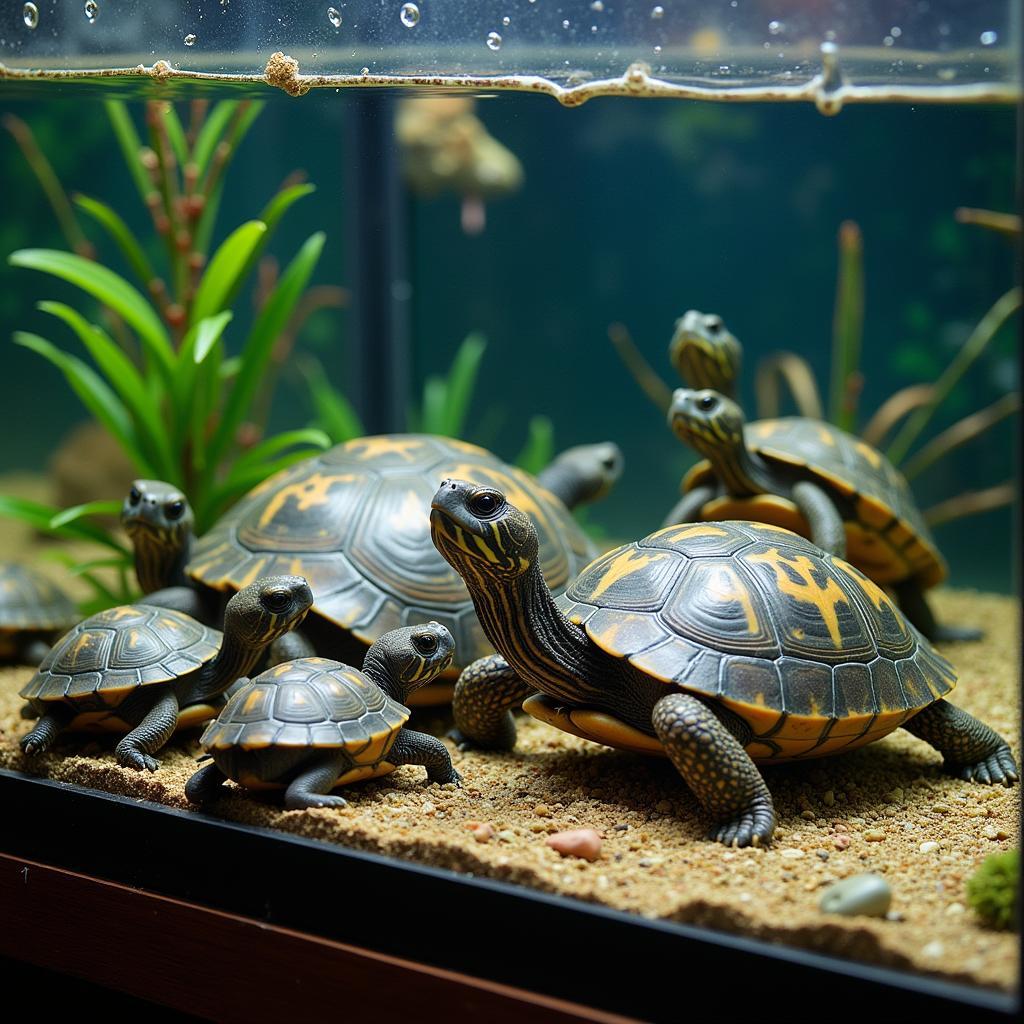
(18, 576), (313, 770)
(0, 562), (77, 665)
(430, 480), (1017, 847)
(129, 435), (621, 704)
(665, 389), (976, 643)
(185, 622), (460, 809)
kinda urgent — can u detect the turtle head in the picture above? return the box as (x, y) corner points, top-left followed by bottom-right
(363, 621), (456, 700)
(542, 442), (624, 505)
(121, 480), (194, 550)
(223, 575), (314, 648)
(668, 388), (746, 458)
(668, 311), (742, 397)
(430, 479), (537, 582)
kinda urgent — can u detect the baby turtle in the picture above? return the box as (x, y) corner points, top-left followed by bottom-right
(185, 622), (461, 809)
(0, 562), (77, 665)
(431, 480), (1017, 847)
(19, 576), (313, 770)
(668, 310), (743, 399)
(121, 479), (195, 595)
(666, 388), (976, 643)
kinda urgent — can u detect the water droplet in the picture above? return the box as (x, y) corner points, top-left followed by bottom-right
(882, 35), (894, 47)
(360, 66), (370, 75)
(650, 5), (664, 19)
(85, 0), (99, 23)
(768, 20), (784, 35)
(591, 24), (598, 33)
(327, 7), (342, 28)
(820, 40), (838, 57)
(590, 0), (604, 10)
(184, 33), (197, 46)
(486, 31), (502, 51)
(502, 15), (510, 26)
(653, 45), (662, 55)
(980, 30), (998, 46)
(890, 26), (902, 38)
(22, 3), (38, 29)
(400, 3), (420, 28)
(562, 19), (570, 29)
(824, 29), (836, 42)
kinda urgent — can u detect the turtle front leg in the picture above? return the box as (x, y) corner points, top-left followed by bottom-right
(20, 705), (73, 756)
(389, 728), (461, 786)
(652, 692), (775, 847)
(894, 581), (983, 643)
(185, 761), (229, 805)
(114, 690), (180, 771)
(283, 755), (349, 810)
(661, 484), (716, 528)
(451, 654), (532, 751)
(792, 480), (847, 558)
(903, 699), (1018, 785)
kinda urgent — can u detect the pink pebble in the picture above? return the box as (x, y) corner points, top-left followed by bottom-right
(546, 828), (602, 861)
(834, 834), (851, 850)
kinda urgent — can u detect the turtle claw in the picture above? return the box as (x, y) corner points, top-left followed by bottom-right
(951, 746), (1019, 787)
(116, 745), (160, 772)
(287, 793), (348, 810)
(709, 799), (776, 848)
(19, 736), (43, 756)
(430, 768), (463, 787)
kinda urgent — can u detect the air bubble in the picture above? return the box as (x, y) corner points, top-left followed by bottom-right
(653, 45), (662, 55)
(184, 33), (197, 46)
(591, 25), (598, 33)
(85, 0), (99, 23)
(590, 0), (604, 10)
(890, 26), (902, 38)
(360, 66), (370, 74)
(327, 7), (342, 28)
(651, 6), (664, 19)
(768, 20), (784, 35)
(562, 19), (570, 29)
(400, 3), (420, 28)
(22, 3), (38, 29)
(882, 36), (894, 47)
(502, 16), (510, 26)
(487, 31), (502, 51)
(980, 31), (998, 46)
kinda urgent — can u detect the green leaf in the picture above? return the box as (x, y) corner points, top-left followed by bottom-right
(205, 232), (326, 471)
(73, 193), (155, 286)
(192, 101), (240, 179)
(14, 331), (150, 475)
(420, 375), (448, 435)
(49, 501), (125, 529)
(439, 332), (487, 436)
(104, 100), (151, 203)
(176, 313), (232, 471)
(0, 495), (129, 553)
(302, 358), (364, 442)
(190, 221), (267, 327)
(229, 429), (330, 477)
(36, 301), (175, 478)
(9, 249), (174, 385)
(515, 416), (555, 475)
(65, 556), (134, 576)
(159, 103), (189, 167)
(193, 177), (224, 256)
(200, 448), (322, 525)
(259, 183), (316, 230)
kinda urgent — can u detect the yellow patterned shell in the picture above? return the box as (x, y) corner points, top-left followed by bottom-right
(683, 418), (945, 588)
(557, 521), (956, 764)
(20, 605), (221, 702)
(0, 563), (77, 633)
(188, 435), (595, 672)
(199, 657), (408, 754)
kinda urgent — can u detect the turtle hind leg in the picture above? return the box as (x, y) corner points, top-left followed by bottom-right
(652, 692), (776, 848)
(451, 654), (532, 751)
(389, 728), (461, 786)
(114, 690), (180, 772)
(185, 761), (229, 805)
(20, 706), (72, 755)
(283, 755), (348, 810)
(895, 581), (983, 643)
(903, 699), (1018, 785)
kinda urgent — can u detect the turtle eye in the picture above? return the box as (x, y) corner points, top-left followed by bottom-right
(128, 486), (141, 506)
(262, 589), (292, 613)
(165, 499), (186, 521)
(469, 491), (503, 517)
(705, 316), (723, 334)
(413, 631), (439, 655)
(698, 394), (718, 412)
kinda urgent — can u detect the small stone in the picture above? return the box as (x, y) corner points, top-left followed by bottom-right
(945, 902), (966, 916)
(885, 910), (904, 922)
(497, 829), (516, 843)
(612, 823), (629, 831)
(534, 803), (551, 817)
(421, 801), (436, 814)
(816, 849), (830, 861)
(822, 790), (836, 807)
(921, 940), (945, 959)
(931, 803), (950, 814)
(819, 874), (892, 917)
(834, 835), (851, 850)
(654, 799), (672, 813)
(885, 787), (904, 803)
(801, 809), (816, 820)
(864, 828), (886, 842)
(919, 841), (940, 854)
(547, 828), (602, 861)
(466, 822), (494, 843)
(781, 848), (806, 859)
(982, 824), (1009, 840)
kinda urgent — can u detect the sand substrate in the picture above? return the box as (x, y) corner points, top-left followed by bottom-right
(0, 589), (1018, 992)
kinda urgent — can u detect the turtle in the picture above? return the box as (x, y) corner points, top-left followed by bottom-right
(429, 479), (1017, 847)
(136, 434), (622, 705)
(668, 310), (743, 399)
(18, 575), (313, 771)
(664, 388), (978, 644)
(121, 479), (195, 595)
(185, 621), (461, 809)
(0, 562), (78, 665)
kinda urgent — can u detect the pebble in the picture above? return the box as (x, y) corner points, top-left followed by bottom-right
(834, 835), (851, 850)
(534, 803), (551, 817)
(466, 822), (494, 843)
(919, 841), (940, 854)
(815, 849), (830, 861)
(780, 848), (806, 859)
(945, 902), (966, 916)
(885, 788), (904, 803)
(921, 940), (945, 959)
(654, 799), (672, 813)
(822, 790), (836, 807)
(982, 824), (1009, 840)
(546, 828), (602, 861)
(819, 874), (892, 917)
(931, 803), (950, 814)
(864, 828), (886, 842)
(497, 829), (516, 843)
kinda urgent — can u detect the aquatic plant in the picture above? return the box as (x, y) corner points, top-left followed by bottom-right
(966, 850), (1019, 931)
(4, 100), (332, 537)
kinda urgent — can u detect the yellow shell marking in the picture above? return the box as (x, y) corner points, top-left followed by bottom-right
(707, 564), (760, 635)
(834, 561), (899, 615)
(746, 548), (849, 647)
(854, 440), (883, 468)
(816, 426), (836, 446)
(256, 472), (357, 529)
(658, 524), (729, 543)
(348, 436), (424, 460)
(588, 548), (663, 601)
(242, 690), (264, 715)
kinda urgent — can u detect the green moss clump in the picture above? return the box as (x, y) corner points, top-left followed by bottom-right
(966, 850), (1019, 931)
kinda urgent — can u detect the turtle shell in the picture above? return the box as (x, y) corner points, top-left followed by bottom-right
(188, 435), (595, 671)
(554, 521), (956, 764)
(0, 563), (77, 633)
(683, 418), (945, 588)
(199, 658), (409, 783)
(20, 604), (221, 704)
